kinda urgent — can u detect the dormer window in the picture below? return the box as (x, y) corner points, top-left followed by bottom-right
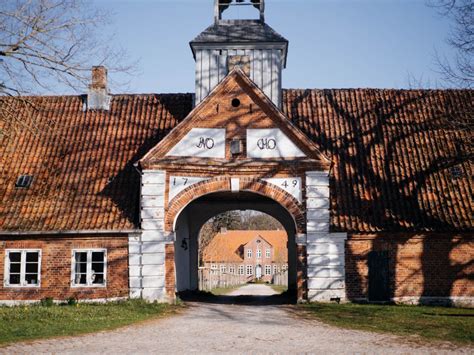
(15, 175), (33, 188)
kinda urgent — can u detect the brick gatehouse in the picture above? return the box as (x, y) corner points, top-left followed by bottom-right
(0, 0), (472, 306)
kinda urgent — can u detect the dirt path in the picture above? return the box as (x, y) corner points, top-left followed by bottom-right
(2, 284), (471, 354)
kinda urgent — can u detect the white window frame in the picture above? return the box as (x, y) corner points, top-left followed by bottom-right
(265, 248), (271, 258)
(229, 265), (235, 274)
(71, 249), (107, 288)
(220, 265), (226, 273)
(247, 249), (252, 258)
(246, 265), (253, 276)
(256, 249), (262, 259)
(238, 265), (244, 275)
(265, 265), (271, 275)
(4, 249), (42, 288)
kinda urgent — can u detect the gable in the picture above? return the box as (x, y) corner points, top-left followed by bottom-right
(140, 68), (329, 166)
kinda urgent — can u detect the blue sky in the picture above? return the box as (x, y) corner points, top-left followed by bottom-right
(97, 0), (455, 93)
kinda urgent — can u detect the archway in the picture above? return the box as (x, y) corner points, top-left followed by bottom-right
(172, 190), (301, 301)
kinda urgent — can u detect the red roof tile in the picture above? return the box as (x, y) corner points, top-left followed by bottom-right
(0, 89), (471, 233)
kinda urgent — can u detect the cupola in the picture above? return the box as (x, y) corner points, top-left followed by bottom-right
(190, 0), (288, 108)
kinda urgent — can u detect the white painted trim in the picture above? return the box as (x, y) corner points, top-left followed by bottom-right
(392, 296), (474, 307)
(71, 249), (107, 288)
(0, 297), (128, 307)
(4, 249), (42, 288)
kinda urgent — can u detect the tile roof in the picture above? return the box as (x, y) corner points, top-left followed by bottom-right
(190, 20), (288, 44)
(0, 89), (471, 233)
(202, 230), (288, 263)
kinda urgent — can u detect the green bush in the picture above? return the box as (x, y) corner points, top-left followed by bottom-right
(40, 297), (54, 307)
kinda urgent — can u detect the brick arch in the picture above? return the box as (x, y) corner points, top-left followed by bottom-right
(165, 176), (306, 234)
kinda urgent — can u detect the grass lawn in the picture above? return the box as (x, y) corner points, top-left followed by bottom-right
(302, 303), (474, 345)
(0, 300), (180, 346)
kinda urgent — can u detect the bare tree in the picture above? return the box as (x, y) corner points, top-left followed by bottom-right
(429, 0), (473, 88)
(0, 0), (133, 139)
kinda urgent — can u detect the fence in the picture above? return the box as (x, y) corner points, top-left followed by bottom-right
(272, 270), (288, 287)
(198, 267), (247, 291)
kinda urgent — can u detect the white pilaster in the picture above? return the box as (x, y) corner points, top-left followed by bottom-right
(305, 171), (347, 302)
(129, 170), (168, 302)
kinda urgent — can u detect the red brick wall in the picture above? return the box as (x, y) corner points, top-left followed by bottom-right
(165, 243), (175, 298)
(0, 235), (129, 301)
(346, 233), (474, 301)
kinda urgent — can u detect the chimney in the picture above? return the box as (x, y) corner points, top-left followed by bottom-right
(87, 66), (111, 110)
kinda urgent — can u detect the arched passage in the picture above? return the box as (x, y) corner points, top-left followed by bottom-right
(173, 190), (301, 300)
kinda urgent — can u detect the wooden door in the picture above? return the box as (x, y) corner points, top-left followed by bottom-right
(368, 251), (390, 302)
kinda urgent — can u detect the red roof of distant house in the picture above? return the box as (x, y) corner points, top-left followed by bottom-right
(202, 230), (288, 263)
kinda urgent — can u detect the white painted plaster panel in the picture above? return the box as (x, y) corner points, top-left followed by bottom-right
(141, 184), (166, 196)
(141, 231), (167, 242)
(307, 254), (345, 267)
(306, 197), (330, 209)
(308, 266), (345, 278)
(308, 277), (345, 290)
(141, 196), (164, 208)
(141, 219), (165, 231)
(142, 264), (164, 276)
(141, 242), (165, 254)
(142, 276), (165, 288)
(307, 220), (330, 232)
(129, 277), (142, 289)
(166, 128), (226, 158)
(141, 208), (164, 220)
(142, 253), (165, 266)
(142, 288), (165, 301)
(306, 173), (329, 186)
(129, 266), (142, 277)
(231, 178), (240, 192)
(168, 176), (210, 201)
(142, 171), (165, 185)
(308, 289), (346, 302)
(128, 242), (141, 255)
(128, 254), (141, 266)
(307, 233), (347, 243)
(306, 186), (330, 198)
(306, 209), (330, 220)
(129, 288), (142, 299)
(263, 177), (302, 202)
(307, 242), (345, 255)
(247, 129), (305, 158)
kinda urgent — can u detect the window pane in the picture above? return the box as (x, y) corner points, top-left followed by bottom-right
(9, 263), (21, 273)
(25, 263), (38, 273)
(75, 273), (87, 285)
(92, 273), (104, 284)
(75, 252), (87, 263)
(75, 262), (87, 274)
(92, 252), (104, 262)
(9, 274), (21, 285)
(92, 262), (104, 273)
(26, 252), (39, 262)
(9, 252), (21, 263)
(25, 274), (38, 285)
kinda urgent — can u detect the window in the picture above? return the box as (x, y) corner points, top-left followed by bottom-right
(4, 250), (41, 287)
(273, 264), (279, 274)
(220, 265), (226, 273)
(282, 264), (288, 271)
(211, 263), (217, 270)
(15, 175), (33, 188)
(247, 249), (252, 258)
(265, 248), (271, 258)
(238, 265), (244, 275)
(72, 249), (106, 287)
(256, 249), (261, 259)
(229, 265), (235, 274)
(246, 265), (253, 276)
(265, 265), (271, 275)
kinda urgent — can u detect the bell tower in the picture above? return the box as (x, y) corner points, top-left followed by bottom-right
(190, 0), (288, 108)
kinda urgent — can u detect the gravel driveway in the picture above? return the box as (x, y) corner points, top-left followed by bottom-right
(2, 284), (471, 354)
